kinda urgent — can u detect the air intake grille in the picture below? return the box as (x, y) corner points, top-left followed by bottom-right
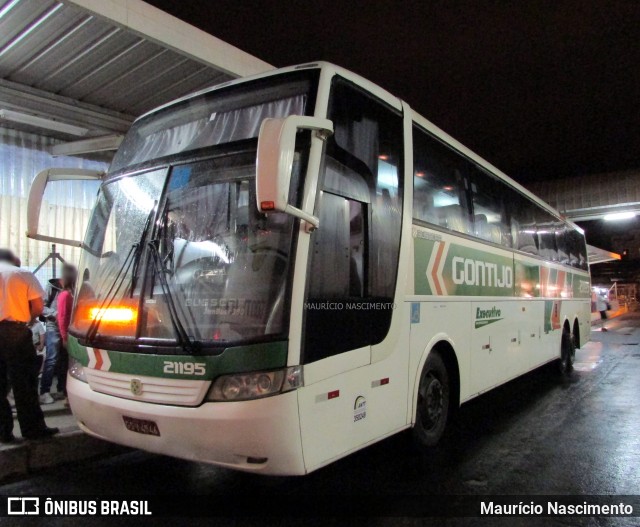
(86, 369), (210, 406)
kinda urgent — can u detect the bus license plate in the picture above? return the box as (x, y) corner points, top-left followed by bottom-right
(122, 416), (160, 436)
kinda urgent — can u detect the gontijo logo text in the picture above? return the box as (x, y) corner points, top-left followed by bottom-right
(452, 256), (513, 288)
(414, 237), (516, 297)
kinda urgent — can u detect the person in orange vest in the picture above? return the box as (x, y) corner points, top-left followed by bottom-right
(0, 249), (59, 442)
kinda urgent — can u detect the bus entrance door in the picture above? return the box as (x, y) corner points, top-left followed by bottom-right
(296, 190), (375, 471)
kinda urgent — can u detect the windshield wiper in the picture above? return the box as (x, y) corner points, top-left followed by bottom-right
(86, 243), (138, 341)
(87, 205), (157, 342)
(129, 205), (157, 296)
(147, 240), (201, 354)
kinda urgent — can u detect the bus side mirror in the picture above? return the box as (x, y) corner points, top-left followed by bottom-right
(256, 115), (333, 230)
(27, 168), (104, 247)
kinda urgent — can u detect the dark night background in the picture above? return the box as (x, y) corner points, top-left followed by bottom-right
(147, 0), (640, 185)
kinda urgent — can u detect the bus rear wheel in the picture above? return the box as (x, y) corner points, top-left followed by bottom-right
(558, 329), (576, 375)
(413, 352), (450, 448)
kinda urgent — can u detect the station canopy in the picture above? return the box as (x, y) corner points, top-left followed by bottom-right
(0, 0), (273, 156)
(587, 244), (621, 265)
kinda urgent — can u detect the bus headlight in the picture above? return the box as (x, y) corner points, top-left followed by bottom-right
(69, 357), (88, 383)
(207, 366), (303, 402)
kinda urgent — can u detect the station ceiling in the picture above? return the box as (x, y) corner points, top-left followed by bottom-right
(0, 0), (272, 148)
(527, 170), (640, 223)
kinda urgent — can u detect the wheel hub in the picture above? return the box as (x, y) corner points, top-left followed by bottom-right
(422, 374), (444, 429)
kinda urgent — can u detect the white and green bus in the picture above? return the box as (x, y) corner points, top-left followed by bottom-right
(47, 62), (590, 475)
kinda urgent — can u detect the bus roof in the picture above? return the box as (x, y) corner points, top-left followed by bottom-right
(134, 61), (583, 234)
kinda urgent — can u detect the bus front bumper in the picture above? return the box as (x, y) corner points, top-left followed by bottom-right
(67, 376), (307, 475)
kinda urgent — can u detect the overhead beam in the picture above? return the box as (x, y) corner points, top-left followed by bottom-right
(64, 0), (274, 78)
(0, 78), (133, 135)
(0, 108), (89, 136)
(564, 203), (640, 222)
(50, 134), (124, 156)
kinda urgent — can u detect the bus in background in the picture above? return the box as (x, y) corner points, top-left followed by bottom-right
(29, 62), (590, 475)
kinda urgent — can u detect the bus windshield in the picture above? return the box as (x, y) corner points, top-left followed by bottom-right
(70, 71), (318, 351)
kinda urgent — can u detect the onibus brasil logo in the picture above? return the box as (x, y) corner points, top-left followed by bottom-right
(475, 306), (503, 328)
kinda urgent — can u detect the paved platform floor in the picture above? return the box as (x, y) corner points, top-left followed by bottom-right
(0, 385), (119, 482)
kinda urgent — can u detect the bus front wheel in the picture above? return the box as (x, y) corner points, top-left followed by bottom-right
(413, 352), (450, 448)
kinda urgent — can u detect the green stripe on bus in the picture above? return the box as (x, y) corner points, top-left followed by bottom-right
(414, 238), (436, 295)
(67, 338), (288, 380)
(414, 235), (591, 298)
(68, 336), (89, 365)
(572, 274), (591, 298)
(514, 260), (540, 297)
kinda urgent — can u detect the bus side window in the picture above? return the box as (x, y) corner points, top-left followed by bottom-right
(567, 228), (588, 270)
(555, 224), (570, 265)
(536, 209), (559, 262)
(308, 191), (365, 300)
(565, 228), (579, 268)
(578, 233), (588, 270)
(412, 126), (471, 235)
(508, 192), (539, 256)
(470, 169), (510, 247)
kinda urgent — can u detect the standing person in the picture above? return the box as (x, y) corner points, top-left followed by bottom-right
(39, 278), (62, 404)
(0, 249), (58, 442)
(56, 264), (77, 403)
(596, 292), (609, 332)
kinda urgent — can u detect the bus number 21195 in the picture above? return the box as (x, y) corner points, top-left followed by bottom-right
(163, 361), (206, 376)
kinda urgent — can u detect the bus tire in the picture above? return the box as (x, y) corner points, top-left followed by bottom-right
(558, 328), (575, 375)
(413, 352), (450, 448)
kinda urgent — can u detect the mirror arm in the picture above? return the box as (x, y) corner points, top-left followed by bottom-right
(283, 204), (319, 231)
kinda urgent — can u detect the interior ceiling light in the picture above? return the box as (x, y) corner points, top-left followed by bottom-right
(603, 211), (636, 221)
(0, 109), (89, 137)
